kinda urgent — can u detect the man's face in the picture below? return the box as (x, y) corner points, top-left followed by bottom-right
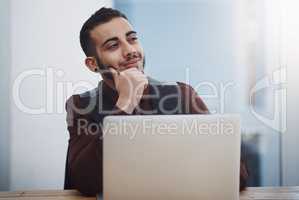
(90, 17), (144, 72)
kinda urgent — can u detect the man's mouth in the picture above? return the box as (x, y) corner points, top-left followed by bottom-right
(121, 57), (142, 69)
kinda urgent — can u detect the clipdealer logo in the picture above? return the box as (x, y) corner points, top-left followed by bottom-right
(249, 68), (287, 132)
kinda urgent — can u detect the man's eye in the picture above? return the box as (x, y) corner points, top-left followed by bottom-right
(129, 37), (138, 42)
(107, 43), (118, 50)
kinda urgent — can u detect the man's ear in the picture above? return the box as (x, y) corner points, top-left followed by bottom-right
(85, 57), (99, 73)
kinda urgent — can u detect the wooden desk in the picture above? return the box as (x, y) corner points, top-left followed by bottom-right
(240, 186), (299, 200)
(0, 190), (94, 200)
(0, 187), (299, 200)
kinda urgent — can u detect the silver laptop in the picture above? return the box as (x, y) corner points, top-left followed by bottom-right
(102, 114), (240, 200)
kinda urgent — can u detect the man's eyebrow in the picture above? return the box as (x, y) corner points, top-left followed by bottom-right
(101, 37), (118, 47)
(101, 31), (137, 47)
(126, 31), (137, 37)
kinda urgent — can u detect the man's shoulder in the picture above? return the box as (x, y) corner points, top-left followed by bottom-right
(65, 84), (100, 114)
(148, 77), (194, 90)
(147, 77), (198, 98)
(176, 82), (197, 94)
(66, 87), (97, 105)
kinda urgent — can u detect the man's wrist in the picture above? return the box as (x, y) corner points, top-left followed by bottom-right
(115, 98), (137, 114)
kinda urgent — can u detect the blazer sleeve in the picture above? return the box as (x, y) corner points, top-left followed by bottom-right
(65, 95), (128, 196)
(177, 82), (209, 114)
(177, 82), (248, 191)
(65, 95), (101, 196)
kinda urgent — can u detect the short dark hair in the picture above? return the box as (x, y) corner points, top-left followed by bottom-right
(80, 7), (128, 57)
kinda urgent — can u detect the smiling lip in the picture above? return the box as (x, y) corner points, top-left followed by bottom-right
(121, 57), (141, 68)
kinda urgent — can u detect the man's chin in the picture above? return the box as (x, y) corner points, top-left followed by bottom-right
(125, 64), (144, 73)
(130, 66), (145, 74)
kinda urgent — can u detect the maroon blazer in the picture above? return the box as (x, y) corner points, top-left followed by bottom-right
(65, 77), (248, 196)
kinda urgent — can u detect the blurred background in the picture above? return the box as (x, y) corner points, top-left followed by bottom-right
(0, 0), (298, 191)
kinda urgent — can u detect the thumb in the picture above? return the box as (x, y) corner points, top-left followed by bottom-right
(108, 67), (121, 89)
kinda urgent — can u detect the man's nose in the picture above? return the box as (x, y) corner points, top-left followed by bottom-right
(122, 42), (136, 59)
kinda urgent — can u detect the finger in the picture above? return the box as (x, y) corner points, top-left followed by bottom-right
(122, 67), (145, 76)
(124, 69), (148, 83)
(121, 66), (146, 74)
(118, 65), (140, 72)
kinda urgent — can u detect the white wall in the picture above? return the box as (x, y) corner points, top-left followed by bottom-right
(282, 0), (299, 186)
(9, 0), (112, 190)
(234, 0), (299, 186)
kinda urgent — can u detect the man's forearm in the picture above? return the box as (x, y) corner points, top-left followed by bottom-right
(68, 134), (102, 196)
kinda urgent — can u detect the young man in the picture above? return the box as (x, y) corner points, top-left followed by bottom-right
(65, 7), (248, 196)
